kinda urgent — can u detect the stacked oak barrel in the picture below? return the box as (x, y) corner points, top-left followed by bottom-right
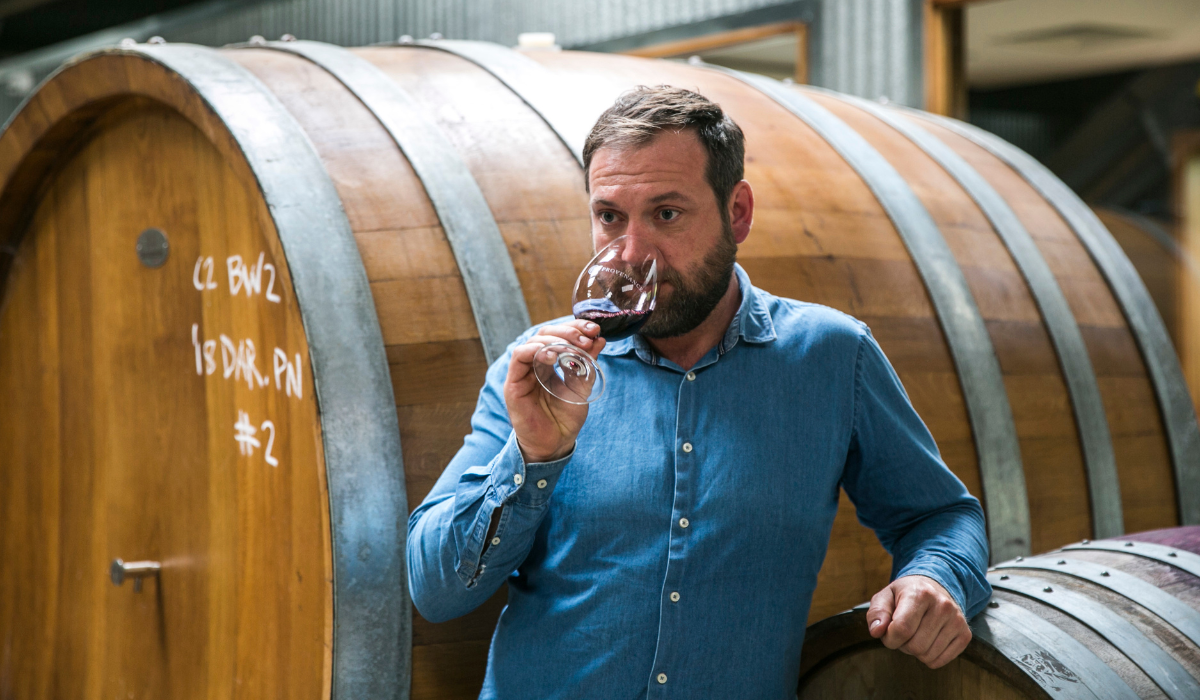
(0, 38), (1197, 699)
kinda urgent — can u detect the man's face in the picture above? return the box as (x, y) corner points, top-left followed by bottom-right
(587, 129), (738, 338)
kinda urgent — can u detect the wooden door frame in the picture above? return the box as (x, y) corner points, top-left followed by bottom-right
(925, 0), (967, 117)
(1173, 129), (1200, 412)
(621, 21), (810, 84)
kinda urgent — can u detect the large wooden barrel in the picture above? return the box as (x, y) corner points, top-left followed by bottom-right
(798, 526), (1200, 699)
(0, 39), (1197, 699)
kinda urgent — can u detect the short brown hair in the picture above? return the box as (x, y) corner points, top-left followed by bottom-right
(582, 86), (745, 211)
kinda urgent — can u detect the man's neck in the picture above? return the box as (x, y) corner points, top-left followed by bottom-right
(645, 273), (742, 372)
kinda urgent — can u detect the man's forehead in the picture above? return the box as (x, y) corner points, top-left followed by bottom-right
(588, 130), (707, 195)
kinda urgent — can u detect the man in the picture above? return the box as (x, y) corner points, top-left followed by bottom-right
(408, 86), (990, 699)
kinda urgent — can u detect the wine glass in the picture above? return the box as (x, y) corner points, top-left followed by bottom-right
(534, 236), (660, 404)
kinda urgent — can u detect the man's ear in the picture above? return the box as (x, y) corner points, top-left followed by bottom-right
(729, 180), (754, 244)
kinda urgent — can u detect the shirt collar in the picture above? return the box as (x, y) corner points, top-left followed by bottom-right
(600, 262), (777, 361)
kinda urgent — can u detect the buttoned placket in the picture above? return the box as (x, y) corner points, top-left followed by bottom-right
(646, 358), (714, 698)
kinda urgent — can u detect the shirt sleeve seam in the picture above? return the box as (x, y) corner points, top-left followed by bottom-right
(850, 329), (866, 445)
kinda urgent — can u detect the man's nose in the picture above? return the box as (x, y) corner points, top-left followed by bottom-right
(618, 235), (656, 268)
(617, 223), (657, 265)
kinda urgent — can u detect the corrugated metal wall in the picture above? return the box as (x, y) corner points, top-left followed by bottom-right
(169, 0), (791, 49)
(0, 0), (927, 123)
(810, 0), (924, 108)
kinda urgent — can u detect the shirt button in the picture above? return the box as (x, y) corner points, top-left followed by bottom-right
(670, 591), (680, 602)
(679, 517), (689, 528)
(682, 442), (693, 453)
(657, 673), (667, 684)
(491, 537), (501, 546)
(685, 371), (696, 381)
(537, 479), (547, 489)
(514, 474), (523, 485)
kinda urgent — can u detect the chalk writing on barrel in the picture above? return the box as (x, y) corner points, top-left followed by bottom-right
(192, 252), (281, 303)
(192, 323), (303, 398)
(234, 409), (280, 467)
(227, 252), (281, 303)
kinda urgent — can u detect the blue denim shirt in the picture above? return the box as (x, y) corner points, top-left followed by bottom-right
(408, 264), (990, 700)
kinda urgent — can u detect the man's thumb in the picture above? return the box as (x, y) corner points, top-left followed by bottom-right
(866, 585), (896, 639)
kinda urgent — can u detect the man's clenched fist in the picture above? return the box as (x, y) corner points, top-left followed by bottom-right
(866, 575), (971, 669)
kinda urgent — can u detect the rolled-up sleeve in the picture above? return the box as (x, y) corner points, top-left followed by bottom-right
(840, 326), (992, 619)
(406, 334), (571, 623)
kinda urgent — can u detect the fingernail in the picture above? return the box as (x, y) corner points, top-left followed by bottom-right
(586, 322), (598, 331)
(578, 335), (590, 344)
(870, 620), (881, 630)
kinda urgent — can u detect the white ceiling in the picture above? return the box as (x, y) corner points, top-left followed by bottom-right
(968, 0), (1200, 88)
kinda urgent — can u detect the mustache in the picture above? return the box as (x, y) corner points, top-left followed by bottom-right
(659, 264), (686, 289)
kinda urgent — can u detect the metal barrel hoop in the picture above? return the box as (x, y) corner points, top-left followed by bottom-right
(812, 88), (1123, 539)
(700, 62), (1030, 561)
(130, 42), (411, 700)
(258, 40), (530, 365)
(990, 572), (1200, 700)
(899, 108), (1200, 527)
(994, 555), (1200, 647)
(978, 600), (1137, 700)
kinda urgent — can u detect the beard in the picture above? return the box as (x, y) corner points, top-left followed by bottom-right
(640, 220), (738, 339)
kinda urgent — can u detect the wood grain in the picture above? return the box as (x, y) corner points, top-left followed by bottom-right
(0, 60), (331, 700)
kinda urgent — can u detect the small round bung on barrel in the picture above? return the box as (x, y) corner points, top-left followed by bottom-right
(0, 39), (1196, 699)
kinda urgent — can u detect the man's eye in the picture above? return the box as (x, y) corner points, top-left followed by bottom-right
(660, 209), (679, 221)
(599, 212), (616, 224)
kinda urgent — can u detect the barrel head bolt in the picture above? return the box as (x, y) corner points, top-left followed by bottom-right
(110, 558), (126, 586)
(136, 228), (169, 268)
(1101, 571), (1110, 576)
(147, 36), (165, 44)
(1015, 556), (1024, 562)
(999, 575), (1009, 580)
(249, 35), (266, 46)
(1057, 560), (1066, 565)
(280, 34), (296, 42)
(988, 601), (999, 609)
(429, 32), (444, 40)
(1043, 586), (1053, 593)
(688, 55), (703, 66)
(1169, 552), (1178, 557)
(1081, 539), (1090, 544)
(398, 35), (414, 44)
(1125, 542), (1135, 547)
(119, 38), (137, 48)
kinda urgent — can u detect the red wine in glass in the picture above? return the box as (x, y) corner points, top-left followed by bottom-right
(534, 236), (660, 403)
(571, 298), (651, 341)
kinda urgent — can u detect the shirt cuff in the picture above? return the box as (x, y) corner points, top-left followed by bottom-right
(488, 431), (573, 507)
